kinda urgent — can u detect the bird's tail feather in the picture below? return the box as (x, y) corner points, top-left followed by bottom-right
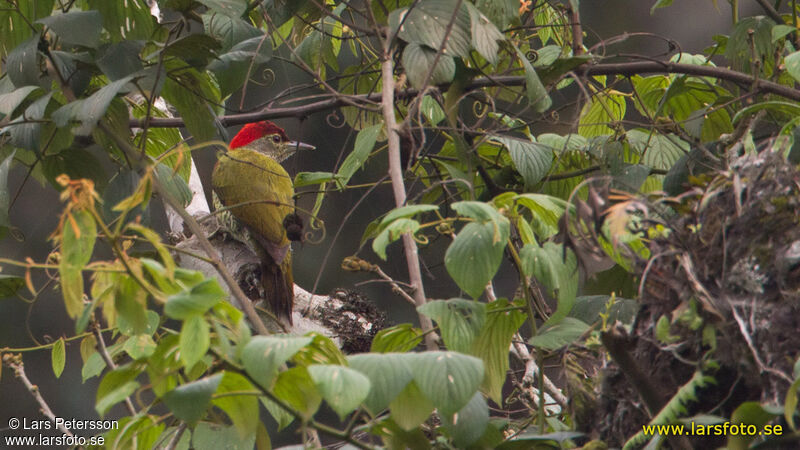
(261, 253), (293, 325)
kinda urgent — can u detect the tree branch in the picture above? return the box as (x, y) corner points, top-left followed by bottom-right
(381, 39), (438, 351)
(754, 0), (785, 25)
(2, 354), (75, 437)
(130, 60), (800, 129)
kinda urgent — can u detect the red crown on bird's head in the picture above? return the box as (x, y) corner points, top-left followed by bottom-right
(229, 121), (290, 149)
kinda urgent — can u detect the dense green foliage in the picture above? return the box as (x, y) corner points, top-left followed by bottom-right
(2, 0), (800, 448)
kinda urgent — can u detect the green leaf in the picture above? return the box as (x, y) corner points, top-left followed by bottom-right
(784, 376), (800, 430)
(451, 200), (504, 224)
(154, 162), (192, 208)
(514, 193), (568, 239)
(0, 86), (40, 116)
(2, 92), (52, 151)
(0, 151), (15, 238)
(402, 43), (456, 88)
(59, 209), (97, 318)
(127, 223), (175, 279)
(533, 45), (562, 68)
(372, 218), (420, 260)
(732, 101), (800, 124)
(163, 373), (223, 424)
(294, 171), (337, 187)
(41, 147), (107, 189)
(409, 351), (484, 415)
(96, 367), (140, 416)
(272, 366), (322, 419)
(421, 95), (446, 125)
(726, 16), (773, 69)
(370, 324), (424, 353)
(474, 0), (518, 29)
(82, 352), (106, 382)
(104, 415), (163, 450)
(728, 402), (781, 450)
(445, 221), (509, 298)
(654, 78), (732, 142)
(165, 279), (226, 319)
(157, 427), (192, 450)
(295, 13), (342, 74)
(338, 124), (382, 185)
(650, 0), (673, 14)
(260, 395), (294, 430)
(141, 258), (180, 295)
(308, 364), (371, 420)
(494, 136), (553, 188)
(212, 371), (259, 438)
(192, 423), (255, 450)
(520, 242), (578, 326)
(569, 295), (638, 325)
(208, 35), (272, 98)
(529, 317), (589, 350)
(123, 334), (157, 360)
(114, 276), (148, 335)
(443, 392), (489, 448)
(203, 13), (262, 52)
(390, 0), (472, 57)
(0, 1), (51, 59)
(0, 275), (24, 297)
(198, 0), (247, 17)
(86, 0), (155, 42)
(773, 24), (796, 42)
(579, 92), (626, 137)
(146, 335), (180, 397)
(389, 381), (435, 431)
(260, 0), (309, 28)
(471, 299), (526, 403)
(241, 335), (313, 389)
(6, 35), (41, 87)
(655, 315), (680, 344)
(613, 163), (650, 192)
(53, 75), (136, 135)
(363, 204), (439, 249)
(180, 315), (210, 369)
(162, 66), (219, 143)
(291, 333), (347, 367)
(627, 130), (688, 191)
(36, 10), (102, 48)
(467, 3), (504, 65)
(374, 419), (432, 449)
(418, 299), (486, 353)
(380, 204), (440, 226)
(51, 338), (66, 378)
(163, 33), (221, 67)
(515, 47), (552, 113)
(348, 353), (414, 415)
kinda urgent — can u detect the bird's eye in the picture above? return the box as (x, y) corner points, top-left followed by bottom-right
(272, 135), (281, 143)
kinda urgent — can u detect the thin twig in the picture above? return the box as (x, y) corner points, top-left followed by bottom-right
(93, 325), (138, 415)
(510, 340), (569, 409)
(372, 265), (417, 305)
(164, 423), (187, 450)
(2, 354), (75, 437)
(729, 300), (792, 383)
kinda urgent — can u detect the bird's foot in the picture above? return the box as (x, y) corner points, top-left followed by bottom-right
(236, 263), (264, 301)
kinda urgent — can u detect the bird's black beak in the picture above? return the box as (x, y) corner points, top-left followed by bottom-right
(289, 141), (315, 151)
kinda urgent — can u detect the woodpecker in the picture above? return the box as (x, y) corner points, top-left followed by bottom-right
(211, 121), (313, 325)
